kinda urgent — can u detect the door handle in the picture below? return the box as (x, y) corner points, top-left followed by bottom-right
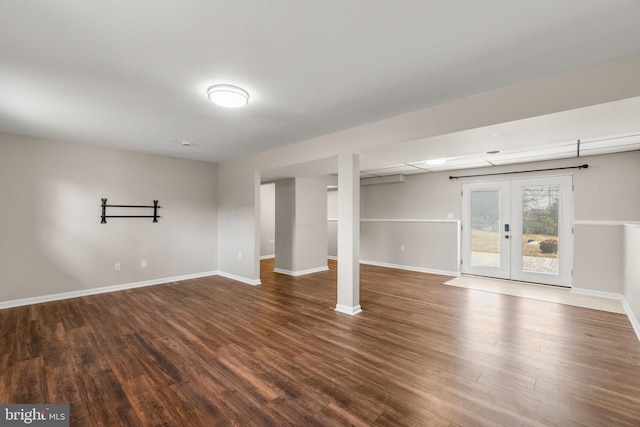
(505, 235), (510, 239)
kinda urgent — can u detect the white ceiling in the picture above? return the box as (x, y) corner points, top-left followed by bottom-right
(361, 133), (640, 178)
(2, 1), (640, 164)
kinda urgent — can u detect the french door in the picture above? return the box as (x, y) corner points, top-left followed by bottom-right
(461, 176), (573, 287)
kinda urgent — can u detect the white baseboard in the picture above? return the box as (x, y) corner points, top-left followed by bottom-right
(217, 271), (261, 286)
(359, 260), (460, 277)
(327, 255), (338, 261)
(0, 271), (219, 310)
(260, 254), (275, 260)
(571, 287), (624, 300)
(572, 287), (640, 342)
(620, 298), (640, 342)
(273, 266), (329, 276)
(335, 304), (362, 315)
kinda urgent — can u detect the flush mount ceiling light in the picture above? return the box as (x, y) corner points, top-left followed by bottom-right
(207, 84), (249, 108)
(426, 158), (447, 166)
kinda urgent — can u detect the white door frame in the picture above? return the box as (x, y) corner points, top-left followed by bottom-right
(461, 180), (511, 279)
(510, 175), (573, 286)
(461, 175), (574, 287)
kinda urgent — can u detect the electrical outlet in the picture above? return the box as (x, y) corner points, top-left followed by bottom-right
(269, 239), (275, 244)
(447, 212), (454, 219)
(141, 260), (147, 268)
(238, 251), (242, 259)
(400, 245), (405, 252)
(114, 263), (121, 271)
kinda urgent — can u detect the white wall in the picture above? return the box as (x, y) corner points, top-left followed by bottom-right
(217, 165), (260, 283)
(275, 177), (328, 274)
(574, 224), (625, 293)
(328, 188), (338, 257)
(573, 151), (640, 220)
(0, 133), (218, 303)
(293, 177), (328, 272)
(275, 179), (296, 269)
(360, 221), (459, 274)
(325, 151), (640, 288)
(624, 225), (640, 331)
(358, 174), (460, 273)
(572, 150), (640, 292)
(260, 183), (275, 257)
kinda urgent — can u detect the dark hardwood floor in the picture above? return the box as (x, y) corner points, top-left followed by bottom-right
(2, 258), (640, 426)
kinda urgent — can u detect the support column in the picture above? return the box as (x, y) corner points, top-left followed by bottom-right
(336, 152), (361, 315)
(274, 177), (329, 275)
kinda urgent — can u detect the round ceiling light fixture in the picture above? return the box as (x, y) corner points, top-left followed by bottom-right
(207, 84), (249, 108)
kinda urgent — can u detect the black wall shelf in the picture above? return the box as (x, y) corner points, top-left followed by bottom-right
(101, 198), (161, 224)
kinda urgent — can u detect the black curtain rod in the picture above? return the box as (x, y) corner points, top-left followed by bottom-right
(104, 204), (158, 208)
(449, 164), (588, 180)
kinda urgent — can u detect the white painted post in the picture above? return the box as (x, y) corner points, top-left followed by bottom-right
(336, 152), (362, 315)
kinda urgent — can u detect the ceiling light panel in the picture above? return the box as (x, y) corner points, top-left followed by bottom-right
(431, 162), (493, 172)
(486, 144), (576, 162)
(361, 165), (415, 176)
(440, 157), (492, 167)
(490, 152), (574, 166)
(425, 158), (447, 166)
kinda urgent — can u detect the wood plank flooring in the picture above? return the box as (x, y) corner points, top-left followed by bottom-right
(2, 258), (640, 426)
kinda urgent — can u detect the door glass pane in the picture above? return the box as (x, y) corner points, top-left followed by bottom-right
(521, 186), (559, 274)
(470, 190), (500, 268)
